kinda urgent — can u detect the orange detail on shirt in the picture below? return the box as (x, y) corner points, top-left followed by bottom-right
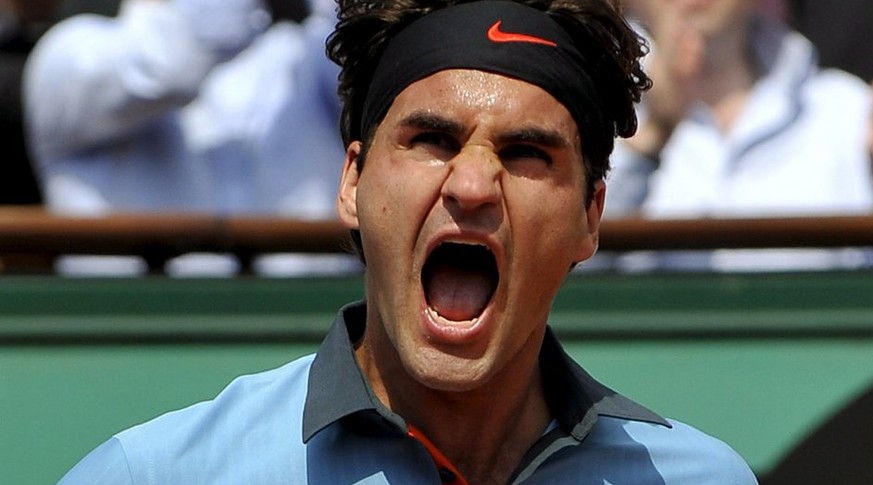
(407, 424), (471, 485)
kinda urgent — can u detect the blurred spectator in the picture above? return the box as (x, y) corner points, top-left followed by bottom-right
(787, 0), (873, 162)
(23, 0), (360, 276)
(788, 0), (873, 82)
(0, 0), (61, 205)
(25, 0), (341, 217)
(603, 0), (873, 272)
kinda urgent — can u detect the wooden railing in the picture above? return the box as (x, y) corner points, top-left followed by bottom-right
(597, 215), (873, 250)
(3, 206), (873, 273)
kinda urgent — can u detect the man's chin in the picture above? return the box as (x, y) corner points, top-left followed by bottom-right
(404, 349), (495, 394)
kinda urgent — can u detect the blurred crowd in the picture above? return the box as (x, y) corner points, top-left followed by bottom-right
(595, 0), (873, 272)
(2, 0), (872, 275)
(5, 0), (358, 276)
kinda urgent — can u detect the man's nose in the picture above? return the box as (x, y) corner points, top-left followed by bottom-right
(440, 147), (502, 213)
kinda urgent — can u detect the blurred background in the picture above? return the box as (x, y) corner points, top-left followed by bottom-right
(1, 0), (872, 484)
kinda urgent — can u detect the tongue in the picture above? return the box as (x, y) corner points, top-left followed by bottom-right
(426, 265), (493, 322)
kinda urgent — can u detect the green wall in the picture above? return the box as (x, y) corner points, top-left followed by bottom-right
(2, 272), (872, 484)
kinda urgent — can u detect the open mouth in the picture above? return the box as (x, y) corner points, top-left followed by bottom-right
(422, 242), (499, 322)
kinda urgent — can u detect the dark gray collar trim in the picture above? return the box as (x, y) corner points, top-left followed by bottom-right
(302, 303), (669, 443)
(539, 328), (670, 437)
(302, 301), (404, 442)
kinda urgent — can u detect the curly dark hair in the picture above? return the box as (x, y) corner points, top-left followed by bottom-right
(326, 0), (651, 185)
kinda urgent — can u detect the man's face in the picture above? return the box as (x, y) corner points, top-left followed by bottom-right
(337, 69), (603, 393)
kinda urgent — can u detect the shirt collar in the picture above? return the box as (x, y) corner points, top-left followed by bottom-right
(302, 301), (668, 443)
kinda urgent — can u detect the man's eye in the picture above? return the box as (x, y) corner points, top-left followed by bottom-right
(411, 132), (459, 151)
(500, 145), (552, 165)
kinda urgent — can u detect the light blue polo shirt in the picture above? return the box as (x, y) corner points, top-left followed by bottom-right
(59, 302), (758, 484)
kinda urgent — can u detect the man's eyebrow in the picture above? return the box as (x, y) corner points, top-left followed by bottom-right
(398, 112), (464, 136)
(398, 112), (572, 149)
(497, 127), (571, 149)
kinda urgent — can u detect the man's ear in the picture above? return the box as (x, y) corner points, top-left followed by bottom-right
(574, 179), (606, 264)
(336, 141), (363, 230)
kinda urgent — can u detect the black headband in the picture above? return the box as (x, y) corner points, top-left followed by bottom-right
(360, 0), (601, 141)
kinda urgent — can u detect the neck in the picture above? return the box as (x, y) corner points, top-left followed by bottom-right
(405, 366), (550, 485)
(356, 326), (551, 485)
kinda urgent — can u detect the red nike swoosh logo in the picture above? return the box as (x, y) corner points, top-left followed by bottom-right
(486, 20), (557, 47)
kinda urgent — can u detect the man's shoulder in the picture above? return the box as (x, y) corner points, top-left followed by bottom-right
(581, 415), (758, 484)
(120, 354), (315, 442)
(78, 354), (317, 483)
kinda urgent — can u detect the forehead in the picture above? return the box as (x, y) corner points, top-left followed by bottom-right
(384, 69), (579, 136)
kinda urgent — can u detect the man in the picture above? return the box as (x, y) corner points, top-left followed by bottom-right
(24, 0), (354, 276)
(59, 0), (758, 483)
(24, 0), (339, 218)
(605, 0), (873, 271)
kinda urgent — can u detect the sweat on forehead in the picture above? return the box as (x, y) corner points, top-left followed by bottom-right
(360, 0), (602, 142)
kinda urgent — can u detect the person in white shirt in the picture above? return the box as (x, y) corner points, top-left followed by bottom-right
(605, 0), (873, 272)
(24, 0), (360, 276)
